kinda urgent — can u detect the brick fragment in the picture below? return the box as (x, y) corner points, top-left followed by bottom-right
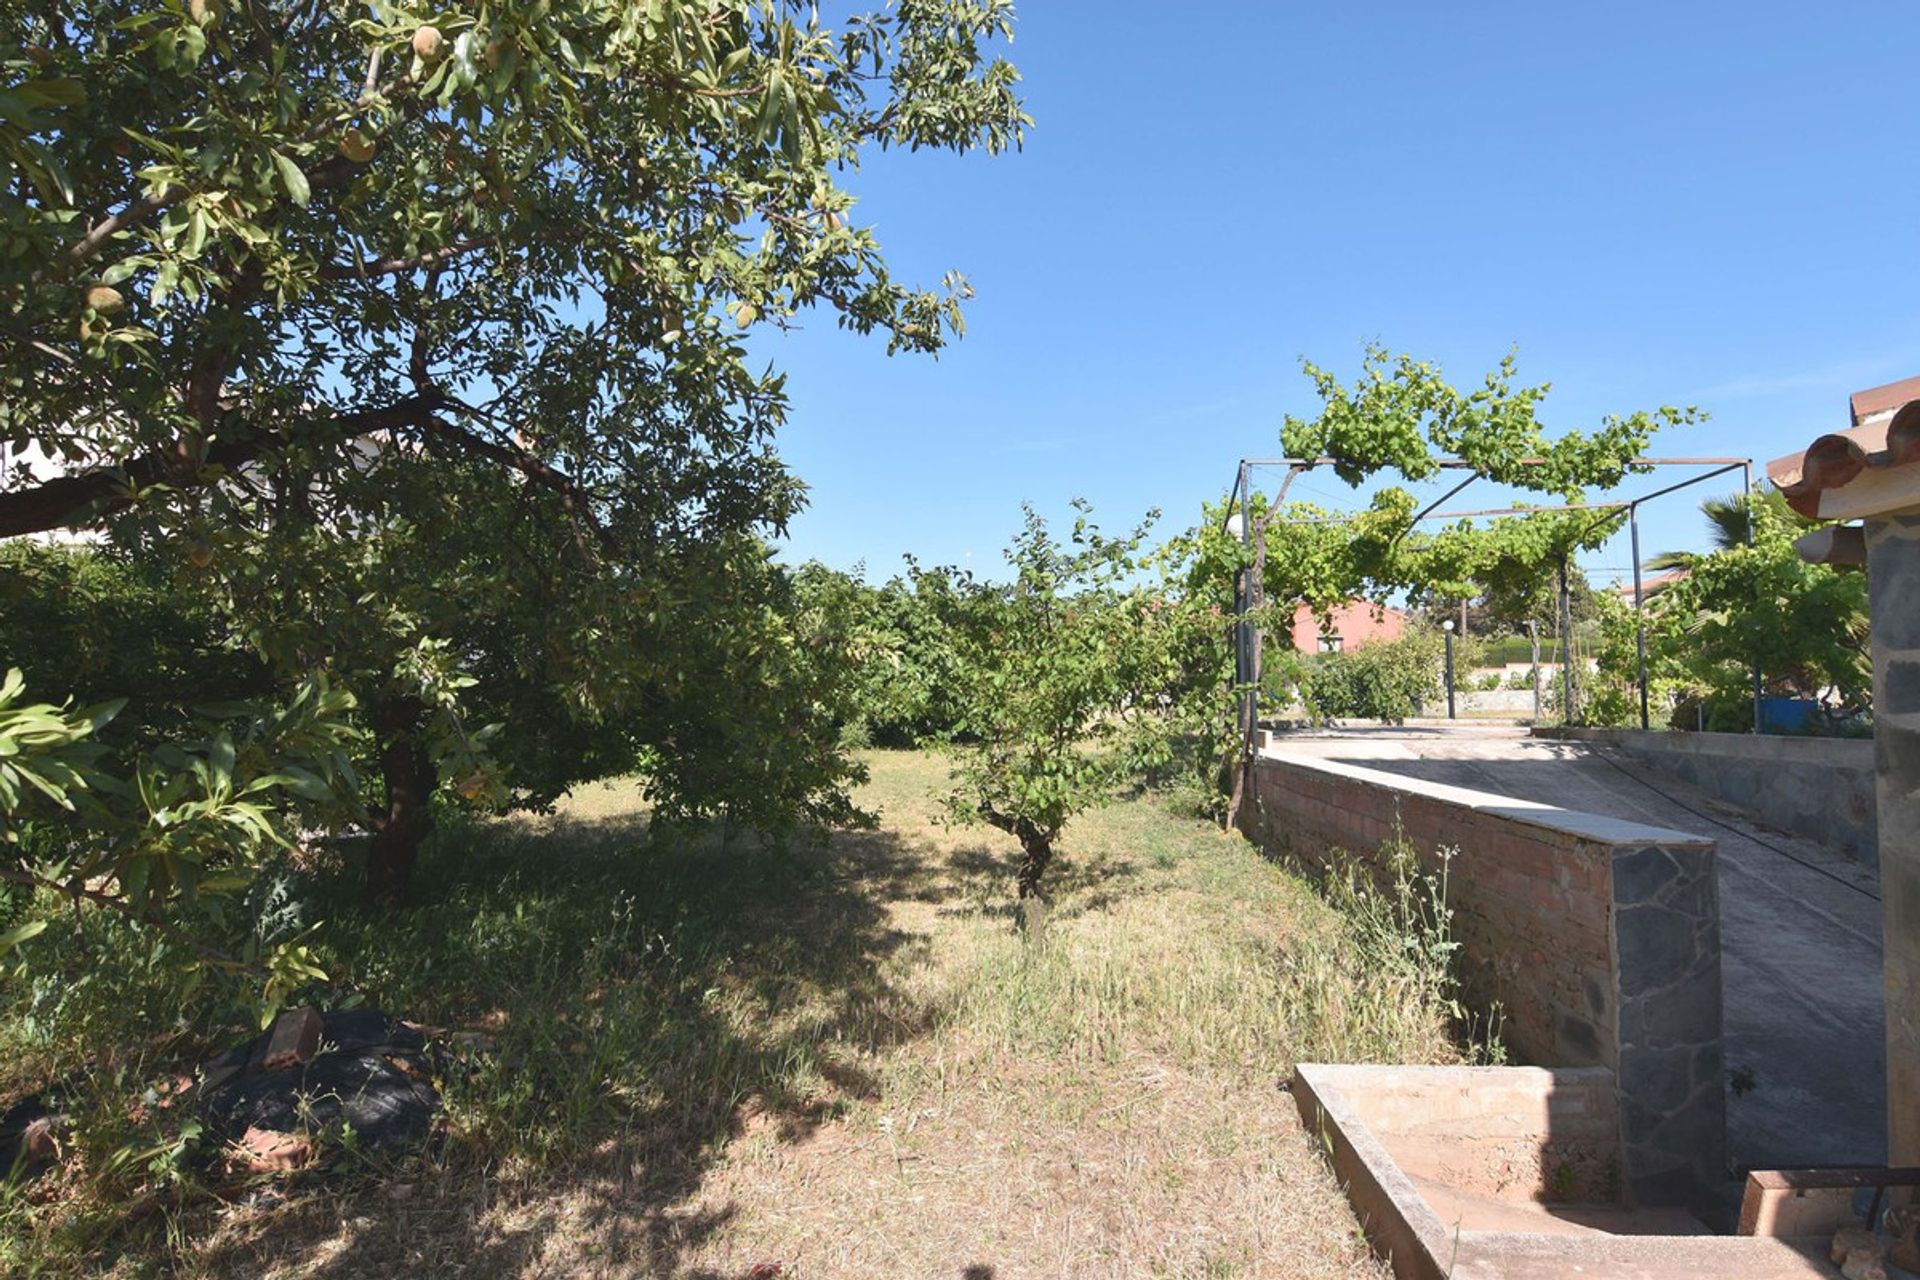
(261, 1007), (324, 1071)
(228, 1126), (314, 1173)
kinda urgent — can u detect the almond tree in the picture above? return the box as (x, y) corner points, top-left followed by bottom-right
(0, 1), (1027, 910)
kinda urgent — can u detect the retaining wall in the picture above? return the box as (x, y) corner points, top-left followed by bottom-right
(1536, 727), (1876, 868)
(1243, 750), (1726, 1205)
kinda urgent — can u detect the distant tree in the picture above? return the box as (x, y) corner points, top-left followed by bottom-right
(0, 542), (269, 743)
(789, 562), (971, 748)
(1648, 488), (1806, 572)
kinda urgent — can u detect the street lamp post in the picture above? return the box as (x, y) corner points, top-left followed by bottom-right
(1442, 618), (1456, 720)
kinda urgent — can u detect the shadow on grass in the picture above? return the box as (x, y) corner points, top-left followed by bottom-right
(188, 804), (954, 1278)
(939, 845), (1143, 926)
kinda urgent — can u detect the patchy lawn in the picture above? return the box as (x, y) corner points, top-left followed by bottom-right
(8, 751), (1466, 1278)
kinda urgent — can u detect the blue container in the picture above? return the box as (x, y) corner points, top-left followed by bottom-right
(1758, 697), (1815, 734)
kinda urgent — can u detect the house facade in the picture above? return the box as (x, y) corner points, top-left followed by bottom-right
(1287, 599), (1407, 653)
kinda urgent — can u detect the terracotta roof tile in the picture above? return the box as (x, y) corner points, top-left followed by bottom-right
(1768, 384), (1920, 518)
(1850, 374), (1920, 425)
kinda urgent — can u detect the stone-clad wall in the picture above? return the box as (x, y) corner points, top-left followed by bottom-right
(1866, 516), (1920, 1168)
(1242, 751), (1725, 1205)
(1538, 726), (1877, 868)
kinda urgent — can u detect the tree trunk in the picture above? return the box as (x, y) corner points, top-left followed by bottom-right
(365, 694), (437, 906)
(1224, 751), (1247, 833)
(982, 807), (1057, 902)
(1015, 824), (1053, 901)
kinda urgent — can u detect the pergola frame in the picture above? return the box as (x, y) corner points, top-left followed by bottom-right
(1222, 455), (1758, 768)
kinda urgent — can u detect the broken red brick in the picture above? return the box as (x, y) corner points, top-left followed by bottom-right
(260, 1007), (324, 1071)
(227, 1126), (314, 1174)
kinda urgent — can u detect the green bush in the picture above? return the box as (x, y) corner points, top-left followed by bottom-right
(1297, 630), (1442, 723)
(1481, 635), (1565, 667)
(0, 543), (269, 746)
(790, 564), (969, 748)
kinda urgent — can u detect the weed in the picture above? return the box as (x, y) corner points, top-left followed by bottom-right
(1275, 831), (1503, 1067)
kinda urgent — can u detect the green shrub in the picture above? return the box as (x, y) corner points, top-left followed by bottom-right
(1297, 630), (1442, 723)
(1482, 635), (1565, 667)
(1283, 832), (1504, 1065)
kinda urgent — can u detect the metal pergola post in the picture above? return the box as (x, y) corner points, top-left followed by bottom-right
(1559, 554), (1574, 726)
(1235, 463), (1255, 758)
(1527, 620), (1541, 722)
(1745, 461), (1763, 734)
(1631, 504), (1649, 731)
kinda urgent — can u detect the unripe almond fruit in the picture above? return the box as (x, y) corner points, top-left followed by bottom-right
(188, 0), (221, 25)
(412, 25), (444, 59)
(86, 285), (125, 315)
(338, 128), (377, 163)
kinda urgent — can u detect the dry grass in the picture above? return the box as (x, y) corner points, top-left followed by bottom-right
(11, 751), (1464, 1278)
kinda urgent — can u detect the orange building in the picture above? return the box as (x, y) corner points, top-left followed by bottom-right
(1287, 599), (1407, 653)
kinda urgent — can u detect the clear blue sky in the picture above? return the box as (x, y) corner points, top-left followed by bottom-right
(764, 1), (1920, 589)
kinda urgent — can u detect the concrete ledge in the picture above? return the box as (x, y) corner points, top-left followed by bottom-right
(1535, 726), (1877, 867)
(1246, 752), (1726, 1203)
(1258, 748), (1713, 849)
(1293, 1064), (1834, 1280)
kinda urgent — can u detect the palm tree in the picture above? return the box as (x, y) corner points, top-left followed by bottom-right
(1648, 488), (1803, 575)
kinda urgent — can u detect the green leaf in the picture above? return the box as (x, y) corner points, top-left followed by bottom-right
(0, 919), (48, 953)
(271, 151), (310, 206)
(79, 698), (126, 734)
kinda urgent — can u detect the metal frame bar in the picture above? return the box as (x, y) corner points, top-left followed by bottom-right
(1225, 454), (1761, 736)
(1272, 500), (1627, 526)
(1632, 506), (1648, 730)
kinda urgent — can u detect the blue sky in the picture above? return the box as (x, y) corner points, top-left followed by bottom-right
(764, 2), (1920, 589)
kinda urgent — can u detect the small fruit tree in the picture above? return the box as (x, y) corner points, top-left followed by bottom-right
(940, 503), (1193, 903)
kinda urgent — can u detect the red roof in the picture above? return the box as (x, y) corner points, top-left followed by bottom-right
(1851, 375), (1920, 425)
(1768, 378), (1920, 518)
(1609, 569), (1689, 597)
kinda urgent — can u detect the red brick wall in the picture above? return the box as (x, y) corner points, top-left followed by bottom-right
(1244, 756), (1616, 1069)
(1245, 752), (1726, 1206)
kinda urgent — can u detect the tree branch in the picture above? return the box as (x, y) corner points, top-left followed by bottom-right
(61, 185), (185, 271)
(0, 864), (239, 968)
(418, 403), (617, 559)
(0, 395), (444, 538)
(319, 237), (487, 281)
